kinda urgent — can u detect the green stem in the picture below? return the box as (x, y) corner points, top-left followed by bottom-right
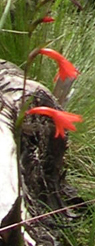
(16, 128), (22, 197)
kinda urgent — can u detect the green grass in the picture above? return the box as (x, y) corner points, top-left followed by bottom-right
(0, 0), (95, 245)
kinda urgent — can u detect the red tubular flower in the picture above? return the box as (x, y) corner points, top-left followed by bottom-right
(39, 48), (80, 82)
(42, 16), (55, 23)
(25, 107), (83, 138)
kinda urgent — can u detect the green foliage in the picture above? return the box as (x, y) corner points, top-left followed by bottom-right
(0, 0), (95, 245)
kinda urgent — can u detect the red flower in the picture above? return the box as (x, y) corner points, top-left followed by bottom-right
(39, 48), (79, 82)
(25, 107), (82, 138)
(42, 16), (55, 23)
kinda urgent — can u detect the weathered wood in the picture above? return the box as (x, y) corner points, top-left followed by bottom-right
(0, 59), (55, 245)
(0, 59), (64, 245)
(0, 60), (84, 246)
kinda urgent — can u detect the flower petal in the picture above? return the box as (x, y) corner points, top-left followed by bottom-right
(42, 16), (55, 22)
(39, 48), (64, 63)
(59, 61), (79, 81)
(25, 107), (83, 138)
(39, 48), (80, 82)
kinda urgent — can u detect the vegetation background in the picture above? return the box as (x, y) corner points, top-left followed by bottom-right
(0, 0), (95, 245)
